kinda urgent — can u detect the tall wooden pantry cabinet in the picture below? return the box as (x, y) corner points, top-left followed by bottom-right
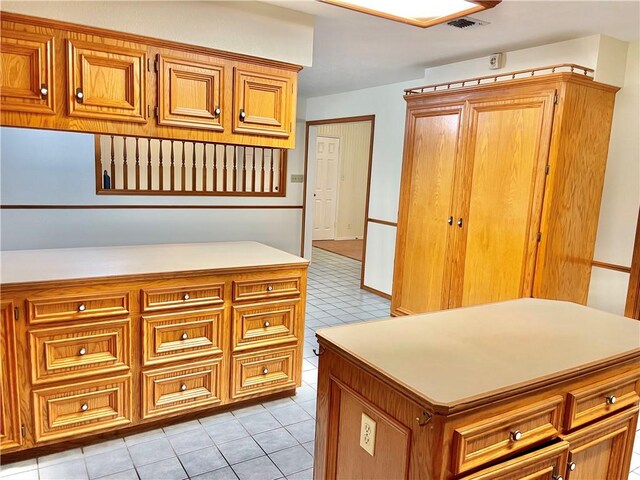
(392, 66), (619, 316)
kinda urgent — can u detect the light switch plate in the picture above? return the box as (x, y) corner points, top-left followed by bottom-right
(291, 174), (304, 183)
(359, 412), (376, 456)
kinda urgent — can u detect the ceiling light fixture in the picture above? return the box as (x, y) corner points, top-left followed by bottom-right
(318, 0), (500, 28)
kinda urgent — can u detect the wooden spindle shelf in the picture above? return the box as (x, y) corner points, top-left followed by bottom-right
(95, 135), (287, 197)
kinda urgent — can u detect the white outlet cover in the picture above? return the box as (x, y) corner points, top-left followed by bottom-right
(359, 412), (377, 456)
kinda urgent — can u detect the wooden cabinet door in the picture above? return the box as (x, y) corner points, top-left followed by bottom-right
(157, 54), (224, 130)
(562, 408), (638, 480)
(0, 301), (21, 451)
(66, 37), (146, 122)
(451, 93), (556, 308)
(233, 64), (293, 138)
(391, 105), (463, 315)
(0, 25), (55, 114)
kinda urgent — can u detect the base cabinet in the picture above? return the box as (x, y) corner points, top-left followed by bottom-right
(0, 301), (21, 450)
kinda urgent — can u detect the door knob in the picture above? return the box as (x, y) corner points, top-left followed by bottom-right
(40, 84), (48, 98)
(447, 216), (453, 226)
(239, 109), (246, 121)
(457, 218), (463, 228)
(76, 88), (84, 102)
(214, 106), (221, 116)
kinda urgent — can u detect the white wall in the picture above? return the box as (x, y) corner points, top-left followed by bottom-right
(0, 126), (305, 254)
(1, 1), (314, 66)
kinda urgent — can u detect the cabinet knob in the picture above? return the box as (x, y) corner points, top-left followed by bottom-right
(78, 303), (86, 312)
(605, 395), (617, 405)
(568, 462), (577, 471)
(180, 332), (188, 340)
(79, 347), (87, 356)
(239, 109), (246, 121)
(264, 321), (271, 328)
(180, 383), (187, 392)
(40, 84), (48, 98)
(182, 293), (190, 301)
(266, 285), (273, 292)
(552, 475), (564, 480)
(262, 368), (269, 375)
(76, 88), (84, 102)
(214, 106), (221, 116)
(447, 216), (453, 226)
(509, 430), (522, 442)
(457, 218), (463, 228)
(80, 403), (89, 412)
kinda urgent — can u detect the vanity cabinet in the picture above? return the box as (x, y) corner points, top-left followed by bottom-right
(392, 69), (619, 316)
(0, 242), (307, 457)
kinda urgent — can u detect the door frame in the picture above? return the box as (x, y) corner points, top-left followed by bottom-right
(312, 135), (342, 241)
(625, 208), (640, 319)
(301, 115), (376, 293)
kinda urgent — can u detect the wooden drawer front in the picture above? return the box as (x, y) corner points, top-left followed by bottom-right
(460, 441), (568, 480)
(453, 396), (563, 474)
(142, 359), (222, 419)
(27, 292), (129, 325)
(33, 375), (131, 443)
(232, 346), (297, 399)
(233, 276), (301, 302)
(232, 299), (298, 351)
(142, 283), (224, 312)
(143, 308), (223, 366)
(30, 319), (130, 385)
(565, 371), (640, 431)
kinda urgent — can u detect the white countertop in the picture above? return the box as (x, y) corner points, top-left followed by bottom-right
(0, 242), (308, 284)
(317, 299), (640, 409)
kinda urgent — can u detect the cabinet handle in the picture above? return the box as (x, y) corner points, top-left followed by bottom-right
(262, 368), (269, 375)
(239, 109), (246, 121)
(75, 88), (84, 102)
(605, 395), (617, 405)
(78, 347), (87, 356)
(568, 462), (576, 471)
(509, 430), (522, 441)
(182, 293), (190, 301)
(214, 106), (221, 116)
(78, 303), (86, 312)
(266, 284), (274, 292)
(264, 321), (271, 328)
(180, 383), (187, 392)
(180, 332), (188, 340)
(447, 216), (453, 226)
(40, 84), (48, 98)
(552, 475), (564, 480)
(80, 403), (89, 412)
(457, 218), (463, 228)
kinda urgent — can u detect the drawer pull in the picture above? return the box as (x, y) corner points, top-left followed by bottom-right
(180, 332), (188, 340)
(78, 303), (86, 312)
(180, 383), (187, 392)
(568, 462), (577, 471)
(264, 321), (271, 328)
(78, 347), (87, 356)
(80, 403), (89, 412)
(182, 293), (190, 301)
(605, 395), (617, 405)
(262, 368), (269, 375)
(266, 285), (274, 292)
(509, 430), (522, 442)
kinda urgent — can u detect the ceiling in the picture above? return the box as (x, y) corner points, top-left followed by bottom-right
(268, 0), (640, 97)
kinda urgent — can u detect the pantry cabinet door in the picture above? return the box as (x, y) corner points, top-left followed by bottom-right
(0, 301), (21, 451)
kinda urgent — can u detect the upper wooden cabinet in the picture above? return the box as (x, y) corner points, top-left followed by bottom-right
(392, 69), (618, 316)
(0, 26), (55, 114)
(0, 13), (300, 149)
(66, 37), (146, 122)
(233, 65), (294, 138)
(0, 301), (21, 451)
(157, 53), (224, 131)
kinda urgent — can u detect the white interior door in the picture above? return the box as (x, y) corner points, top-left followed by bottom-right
(313, 136), (340, 240)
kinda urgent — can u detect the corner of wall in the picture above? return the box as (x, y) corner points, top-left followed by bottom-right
(594, 35), (630, 87)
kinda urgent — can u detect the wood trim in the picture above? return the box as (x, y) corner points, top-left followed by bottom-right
(626, 209), (640, 319)
(360, 117), (376, 291)
(0, 12), (302, 72)
(361, 284), (391, 301)
(591, 260), (632, 274)
(367, 218), (398, 228)
(0, 205), (303, 210)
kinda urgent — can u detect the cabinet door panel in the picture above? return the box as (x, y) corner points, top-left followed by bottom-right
(0, 301), (21, 451)
(454, 94), (555, 308)
(392, 107), (462, 314)
(0, 27), (55, 114)
(67, 38), (146, 122)
(158, 54), (224, 130)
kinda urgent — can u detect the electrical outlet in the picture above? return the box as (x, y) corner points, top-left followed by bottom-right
(290, 174), (304, 183)
(359, 413), (376, 456)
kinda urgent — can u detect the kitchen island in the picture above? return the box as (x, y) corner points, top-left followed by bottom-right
(0, 241), (308, 458)
(314, 299), (640, 479)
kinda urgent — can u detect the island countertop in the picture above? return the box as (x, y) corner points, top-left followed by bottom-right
(0, 241), (308, 285)
(316, 298), (640, 412)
